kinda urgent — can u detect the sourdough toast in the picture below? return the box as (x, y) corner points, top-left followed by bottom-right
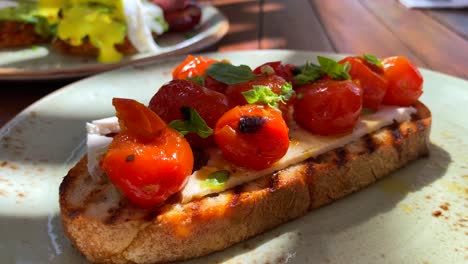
(59, 101), (431, 264)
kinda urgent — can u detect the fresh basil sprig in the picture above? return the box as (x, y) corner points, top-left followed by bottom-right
(293, 62), (324, 85)
(293, 56), (351, 85)
(168, 107), (213, 138)
(361, 54), (383, 68)
(317, 56), (351, 80)
(242, 82), (295, 108)
(205, 62), (256, 85)
(201, 170), (230, 189)
(186, 75), (206, 87)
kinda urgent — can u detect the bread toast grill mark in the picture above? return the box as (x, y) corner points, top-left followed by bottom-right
(59, 101), (431, 264)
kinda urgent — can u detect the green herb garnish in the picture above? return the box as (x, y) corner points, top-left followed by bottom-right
(206, 63), (256, 85)
(361, 108), (375, 115)
(201, 170), (230, 189)
(242, 82), (295, 108)
(293, 62), (324, 85)
(168, 107), (213, 138)
(361, 54), (383, 68)
(187, 75), (206, 87)
(317, 56), (351, 80)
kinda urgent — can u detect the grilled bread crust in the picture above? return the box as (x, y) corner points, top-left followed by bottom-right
(59, 101), (431, 264)
(0, 22), (50, 48)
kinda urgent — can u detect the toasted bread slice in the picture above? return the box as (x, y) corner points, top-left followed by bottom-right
(0, 21), (50, 48)
(59, 101), (431, 264)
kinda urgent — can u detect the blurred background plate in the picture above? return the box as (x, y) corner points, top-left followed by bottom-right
(0, 50), (466, 263)
(0, 5), (228, 81)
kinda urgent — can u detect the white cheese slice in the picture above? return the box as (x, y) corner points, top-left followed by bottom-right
(180, 106), (416, 203)
(85, 106), (416, 203)
(86, 117), (120, 181)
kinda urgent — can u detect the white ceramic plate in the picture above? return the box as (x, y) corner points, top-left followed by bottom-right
(0, 5), (228, 81)
(0, 50), (466, 264)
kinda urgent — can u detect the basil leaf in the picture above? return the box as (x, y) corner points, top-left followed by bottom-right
(361, 54), (383, 68)
(206, 63), (256, 85)
(293, 62), (324, 85)
(187, 75), (206, 87)
(317, 56), (351, 80)
(168, 107), (213, 138)
(242, 85), (280, 108)
(280, 82), (295, 102)
(201, 170), (230, 189)
(242, 83), (294, 108)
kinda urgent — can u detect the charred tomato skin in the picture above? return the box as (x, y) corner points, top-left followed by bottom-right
(214, 104), (289, 170)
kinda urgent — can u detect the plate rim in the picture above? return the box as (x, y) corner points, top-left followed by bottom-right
(0, 5), (229, 81)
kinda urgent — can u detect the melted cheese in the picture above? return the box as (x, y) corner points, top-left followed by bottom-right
(86, 117), (120, 181)
(86, 106), (416, 204)
(180, 106), (416, 202)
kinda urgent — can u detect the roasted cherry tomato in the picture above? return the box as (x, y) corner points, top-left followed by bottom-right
(214, 105), (289, 170)
(382, 56), (423, 106)
(225, 75), (287, 106)
(172, 55), (217, 80)
(148, 79), (231, 147)
(339, 56), (388, 110)
(164, 4), (202, 32)
(253, 61), (296, 83)
(101, 98), (193, 208)
(294, 80), (363, 135)
(225, 74), (292, 122)
(204, 75), (228, 93)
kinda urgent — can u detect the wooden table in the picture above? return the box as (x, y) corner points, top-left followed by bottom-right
(1, 0), (467, 127)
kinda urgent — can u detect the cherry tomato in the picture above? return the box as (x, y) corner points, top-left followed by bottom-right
(172, 55), (217, 80)
(225, 74), (292, 122)
(204, 75), (228, 93)
(225, 75), (287, 106)
(294, 80), (363, 135)
(101, 98), (193, 208)
(339, 56), (388, 110)
(164, 4), (202, 32)
(214, 105), (289, 170)
(253, 61), (296, 83)
(148, 79), (231, 147)
(382, 56), (423, 106)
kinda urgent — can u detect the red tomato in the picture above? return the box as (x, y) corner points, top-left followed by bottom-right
(382, 56), (423, 106)
(225, 74), (292, 122)
(101, 98), (193, 208)
(293, 80), (363, 135)
(204, 75), (228, 93)
(164, 4), (202, 32)
(214, 105), (289, 170)
(172, 55), (217, 80)
(225, 75), (287, 106)
(148, 79), (231, 147)
(253, 61), (296, 83)
(339, 56), (388, 110)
